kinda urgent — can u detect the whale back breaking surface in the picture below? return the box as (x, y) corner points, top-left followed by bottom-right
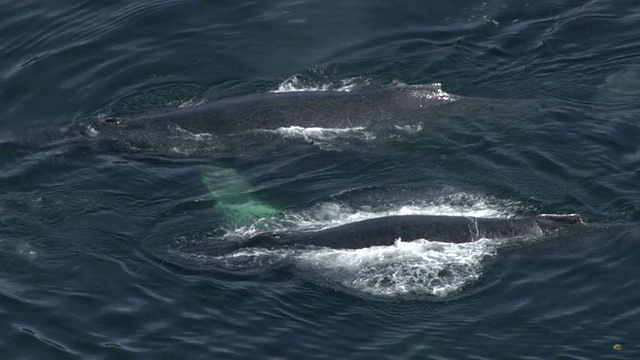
(184, 214), (582, 256)
(252, 215), (545, 250)
(82, 85), (460, 140)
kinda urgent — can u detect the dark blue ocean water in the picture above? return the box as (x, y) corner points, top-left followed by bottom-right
(2, 0), (640, 358)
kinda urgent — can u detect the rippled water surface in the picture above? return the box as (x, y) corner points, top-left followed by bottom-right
(2, 0), (640, 358)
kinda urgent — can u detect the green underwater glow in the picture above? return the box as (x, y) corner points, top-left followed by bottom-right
(202, 166), (279, 227)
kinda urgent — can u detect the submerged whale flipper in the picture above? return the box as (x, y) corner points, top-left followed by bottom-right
(184, 214), (583, 256)
(202, 166), (279, 227)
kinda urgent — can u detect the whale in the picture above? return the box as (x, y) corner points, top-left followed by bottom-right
(60, 83), (548, 154)
(72, 84), (497, 153)
(0, 84), (446, 150)
(11, 82), (548, 155)
(182, 213), (583, 256)
(80, 84), (459, 139)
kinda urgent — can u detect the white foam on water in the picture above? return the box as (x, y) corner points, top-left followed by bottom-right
(226, 193), (519, 238)
(225, 193), (520, 239)
(273, 126), (373, 140)
(408, 83), (460, 103)
(272, 75), (366, 93)
(168, 124), (213, 141)
(16, 244), (38, 261)
(193, 235), (497, 298)
(295, 238), (496, 297)
(271, 125), (365, 136)
(177, 99), (206, 108)
(255, 126), (375, 151)
(394, 124), (423, 132)
(163, 124), (221, 155)
(1, 238), (39, 262)
(82, 125), (99, 137)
